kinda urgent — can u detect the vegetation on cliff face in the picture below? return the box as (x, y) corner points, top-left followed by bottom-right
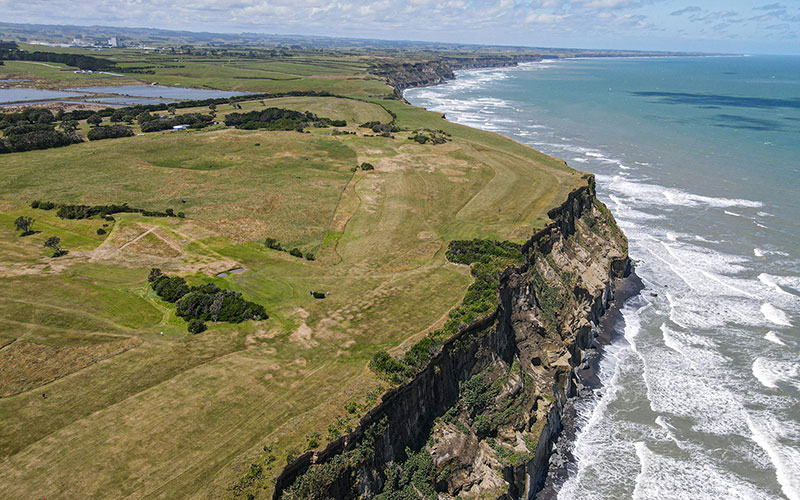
(275, 185), (629, 500)
(370, 239), (523, 384)
(281, 419), (389, 500)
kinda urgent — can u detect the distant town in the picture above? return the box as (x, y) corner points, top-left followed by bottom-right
(28, 36), (154, 50)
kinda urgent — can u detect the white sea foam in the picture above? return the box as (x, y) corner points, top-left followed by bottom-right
(607, 178), (763, 209)
(407, 66), (797, 500)
(747, 415), (800, 500)
(752, 357), (800, 391)
(765, 331), (787, 346)
(761, 303), (792, 326)
(633, 441), (777, 500)
(758, 273), (794, 297)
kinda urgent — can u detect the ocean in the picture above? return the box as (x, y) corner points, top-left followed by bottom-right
(405, 55), (800, 500)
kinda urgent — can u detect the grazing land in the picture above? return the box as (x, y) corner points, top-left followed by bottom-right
(0, 45), (584, 499)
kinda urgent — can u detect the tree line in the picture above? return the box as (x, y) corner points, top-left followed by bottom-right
(0, 108), (82, 154)
(0, 47), (116, 71)
(31, 200), (183, 219)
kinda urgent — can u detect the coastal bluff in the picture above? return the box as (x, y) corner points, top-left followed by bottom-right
(273, 177), (630, 499)
(369, 55), (543, 91)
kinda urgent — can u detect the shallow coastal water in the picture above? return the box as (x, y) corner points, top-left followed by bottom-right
(1, 84), (251, 106)
(66, 85), (251, 101)
(0, 88), (86, 104)
(406, 56), (800, 500)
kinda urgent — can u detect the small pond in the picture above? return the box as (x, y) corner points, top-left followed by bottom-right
(216, 268), (245, 278)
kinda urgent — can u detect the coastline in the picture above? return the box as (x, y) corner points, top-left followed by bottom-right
(402, 56), (800, 500)
(401, 68), (644, 499)
(537, 271), (644, 498)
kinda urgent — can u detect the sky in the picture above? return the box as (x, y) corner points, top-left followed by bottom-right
(3, 0), (799, 55)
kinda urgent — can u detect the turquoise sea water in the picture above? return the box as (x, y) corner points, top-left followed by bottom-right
(406, 56), (800, 500)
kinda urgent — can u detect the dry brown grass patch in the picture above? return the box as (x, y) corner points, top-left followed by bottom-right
(0, 336), (141, 397)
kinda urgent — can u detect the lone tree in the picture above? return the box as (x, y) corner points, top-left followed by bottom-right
(87, 114), (103, 127)
(14, 216), (34, 235)
(44, 236), (63, 257)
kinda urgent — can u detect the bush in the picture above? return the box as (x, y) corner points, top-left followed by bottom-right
(148, 268), (163, 283)
(224, 107), (338, 131)
(173, 284), (268, 323)
(87, 124), (134, 141)
(30, 200), (40, 208)
(0, 128), (82, 154)
(177, 212), (185, 218)
(359, 162), (374, 171)
(188, 319), (207, 334)
(289, 248), (303, 258)
(96, 228), (106, 235)
(151, 275), (190, 303)
(264, 238), (282, 251)
(305, 252), (315, 261)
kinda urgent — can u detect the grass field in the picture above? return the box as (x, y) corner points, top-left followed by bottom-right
(0, 53), (584, 499)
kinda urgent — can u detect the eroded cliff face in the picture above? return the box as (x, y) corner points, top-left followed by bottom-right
(274, 178), (629, 500)
(370, 55), (543, 91)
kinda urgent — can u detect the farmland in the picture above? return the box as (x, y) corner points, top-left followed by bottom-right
(0, 46), (583, 498)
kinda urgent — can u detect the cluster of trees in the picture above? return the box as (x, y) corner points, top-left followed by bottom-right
(0, 109), (82, 154)
(0, 48), (116, 71)
(224, 108), (343, 131)
(409, 129), (450, 145)
(138, 111), (212, 132)
(356, 162), (375, 171)
(31, 201), (182, 220)
(370, 239), (523, 383)
(148, 269), (268, 333)
(87, 125), (134, 141)
(264, 238), (314, 261)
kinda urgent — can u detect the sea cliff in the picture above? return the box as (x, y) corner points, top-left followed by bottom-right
(369, 55), (543, 91)
(272, 177), (630, 499)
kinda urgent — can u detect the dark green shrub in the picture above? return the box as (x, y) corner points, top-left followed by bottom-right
(264, 238), (282, 251)
(87, 124), (133, 141)
(289, 248), (303, 258)
(96, 228), (106, 235)
(188, 319), (207, 334)
(148, 268), (163, 283)
(305, 252), (315, 261)
(151, 275), (189, 302)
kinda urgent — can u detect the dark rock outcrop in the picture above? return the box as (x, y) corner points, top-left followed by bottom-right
(370, 55), (543, 91)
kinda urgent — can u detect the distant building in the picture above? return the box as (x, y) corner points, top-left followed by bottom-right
(108, 37), (119, 48)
